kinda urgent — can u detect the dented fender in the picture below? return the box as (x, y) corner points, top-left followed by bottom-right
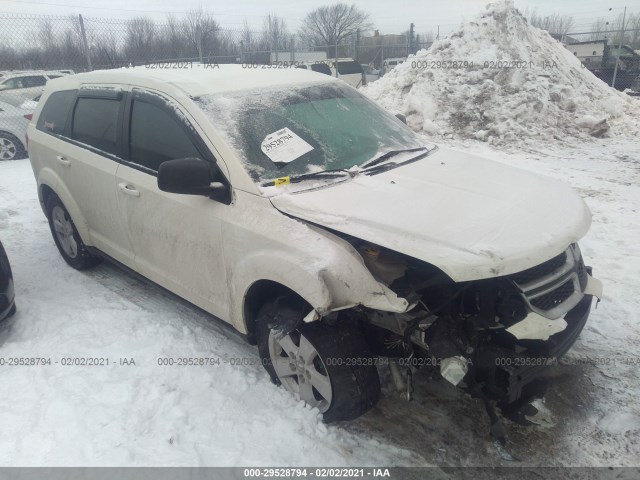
(225, 193), (411, 334)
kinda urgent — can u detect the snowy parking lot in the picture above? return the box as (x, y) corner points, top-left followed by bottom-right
(0, 135), (638, 467)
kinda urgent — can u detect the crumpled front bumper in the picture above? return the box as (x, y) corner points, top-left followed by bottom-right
(471, 279), (596, 406)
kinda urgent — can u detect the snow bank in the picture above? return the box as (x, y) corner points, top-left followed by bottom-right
(364, 1), (640, 146)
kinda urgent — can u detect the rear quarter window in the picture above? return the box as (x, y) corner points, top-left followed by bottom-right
(36, 90), (77, 135)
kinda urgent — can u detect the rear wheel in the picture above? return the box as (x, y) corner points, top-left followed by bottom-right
(45, 195), (101, 270)
(0, 132), (26, 161)
(257, 301), (381, 422)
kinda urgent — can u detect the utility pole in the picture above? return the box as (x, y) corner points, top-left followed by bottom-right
(611, 6), (627, 88)
(78, 14), (92, 71)
(409, 23), (414, 55)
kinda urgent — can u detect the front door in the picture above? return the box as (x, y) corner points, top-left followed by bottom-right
(115, 89), (230, 320)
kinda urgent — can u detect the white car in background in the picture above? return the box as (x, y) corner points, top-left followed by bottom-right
(295, 62), (332, 76)
(0, 71), (68, 107)
(0, 100), (32, 160)
(324, 58), (367, 88)
(381, 57), (406, 76)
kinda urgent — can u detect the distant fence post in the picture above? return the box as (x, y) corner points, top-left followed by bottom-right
(78, 14), (92, 71)
(611, 6), (627, 89)
(290, 36), (295, 63)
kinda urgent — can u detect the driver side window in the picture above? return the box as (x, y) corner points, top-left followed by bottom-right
(129, 99), (201, 172)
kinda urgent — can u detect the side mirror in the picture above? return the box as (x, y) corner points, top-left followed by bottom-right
(395, 113), (407, 124)
(157, 158), (227, 199)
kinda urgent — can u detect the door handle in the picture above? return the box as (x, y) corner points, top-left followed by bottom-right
(118, 182), (140, 197)
(56, 155), (70, 166)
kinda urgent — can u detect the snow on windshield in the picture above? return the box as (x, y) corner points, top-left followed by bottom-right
(195, 82), (433, 189)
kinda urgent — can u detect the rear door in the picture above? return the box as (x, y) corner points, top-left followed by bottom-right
(60, 87), (134, 266)
(115, 88), (230, 319)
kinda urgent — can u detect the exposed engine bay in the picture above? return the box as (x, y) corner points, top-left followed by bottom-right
(331, 239), (603, 441)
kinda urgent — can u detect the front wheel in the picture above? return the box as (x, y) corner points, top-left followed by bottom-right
(257, 302), (381, 422)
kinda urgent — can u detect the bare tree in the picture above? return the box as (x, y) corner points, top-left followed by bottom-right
(298, 3), (371, 48)
(183, 7), (220, 62)
(262, 13), (288, 59)
(527, 10), (574, 35)
(125, 17), (157, 63)
(589, 17), (609, 41)
(165, 14), (188, 58)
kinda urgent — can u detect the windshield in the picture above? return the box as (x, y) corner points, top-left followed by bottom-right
(195, 82), (428, 184)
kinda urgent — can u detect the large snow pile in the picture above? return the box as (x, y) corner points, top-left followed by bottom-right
(364, 1), (640, 145)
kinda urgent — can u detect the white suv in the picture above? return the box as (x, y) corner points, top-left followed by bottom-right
(27, 67), (602, 429)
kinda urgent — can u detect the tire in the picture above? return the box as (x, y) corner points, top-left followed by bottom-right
(257, 301), (381, 422)
(45, 194), (101, 270)
(0, 132), (27, 161)
(7, 304), (16, 317)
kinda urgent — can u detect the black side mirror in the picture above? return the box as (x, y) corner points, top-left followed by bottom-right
(157, 158), (227, 199)
(395, 113), (407, 124)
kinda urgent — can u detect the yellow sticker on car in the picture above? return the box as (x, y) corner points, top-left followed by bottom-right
(274, 176), (291, 187)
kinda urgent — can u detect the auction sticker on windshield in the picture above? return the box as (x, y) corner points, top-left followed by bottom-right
(261, 127), (314, 165)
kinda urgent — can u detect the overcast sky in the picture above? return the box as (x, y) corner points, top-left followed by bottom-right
(1, 0), (635, 34)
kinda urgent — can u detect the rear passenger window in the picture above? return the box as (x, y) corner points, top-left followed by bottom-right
(129, 100), (200, 172)
(37, 90), (76, 135)
(71, 97), (120, 155)
(25, 76), (47, 87)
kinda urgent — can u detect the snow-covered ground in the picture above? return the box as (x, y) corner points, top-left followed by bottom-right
(0, 134), (638, 466)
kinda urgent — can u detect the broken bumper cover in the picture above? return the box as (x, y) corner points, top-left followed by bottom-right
(472, 287), (595, 406)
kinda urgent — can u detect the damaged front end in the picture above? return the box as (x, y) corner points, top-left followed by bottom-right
(340, 241), (602, 437)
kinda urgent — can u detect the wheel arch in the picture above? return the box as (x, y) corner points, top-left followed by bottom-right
(242, 279), (311, 345)
(38, 176), (91, 245)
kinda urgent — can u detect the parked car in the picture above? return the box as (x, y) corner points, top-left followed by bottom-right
(0, 239), (16, 321)
(27, 68), (602, 430)
(0, 100), (32, 160)
(323, 58), (366, 88)
(19, 94), (41, 111)
(0, 71), (68, 107)
(381, 57), (406, 76)
(295, 62), (332, 76)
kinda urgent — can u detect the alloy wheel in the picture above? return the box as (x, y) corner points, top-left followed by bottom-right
(268, 329), (333, 412)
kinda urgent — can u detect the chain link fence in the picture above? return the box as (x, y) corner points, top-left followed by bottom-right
(558, 29), (640, 91)
(0, 13), (637, 161)
(0, 13), (429, 72)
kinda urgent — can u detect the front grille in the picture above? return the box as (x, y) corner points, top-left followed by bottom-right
(508, 244), (586, 319)
(510, 251), (567, 285)
(530, 280), (575, 310)
(576, 258), (588, 290)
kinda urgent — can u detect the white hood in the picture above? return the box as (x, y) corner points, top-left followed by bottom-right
(270, 147), (592, 282)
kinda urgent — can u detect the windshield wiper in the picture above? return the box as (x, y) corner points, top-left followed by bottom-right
(261, 169), (351, 187)
(359, 147), (428, 170)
